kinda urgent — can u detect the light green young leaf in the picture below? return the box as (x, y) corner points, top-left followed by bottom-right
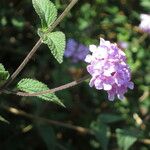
(40, 31), (66, 63)
(32, 0), (57, 28)
(116, 128), (139, 150)
(0, 63), (9, 81)
(17, 78), (65, 107)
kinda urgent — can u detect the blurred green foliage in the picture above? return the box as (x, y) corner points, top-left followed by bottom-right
(0, 0), (150, 150)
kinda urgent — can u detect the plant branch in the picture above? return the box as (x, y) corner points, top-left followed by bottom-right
(2, 105), (150, 145)
(2, 105), (92, 135)
(47, 0), (78, 33)
(3, 75), (90, 97)
(138, 33), (148, 44)
(0, 0), (78, 90)
(0, 39), (42, 90)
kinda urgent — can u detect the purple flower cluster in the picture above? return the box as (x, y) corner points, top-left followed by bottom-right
(139, 14), (150, 34)
(85, 38), (134, 101)
(64, 39), (89, 62)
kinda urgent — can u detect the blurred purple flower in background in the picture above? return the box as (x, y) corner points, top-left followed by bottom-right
(85, 38), (134, 101)
(139, 14), (150, 34)
(118, 41), (129, 50)
(64, 39), (89, 62)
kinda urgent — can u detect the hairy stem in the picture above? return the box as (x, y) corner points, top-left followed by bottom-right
(4, 75), (90, 97)
(1, 39), (42, 89)
(47, 0), (78, 33)
(0, 0), (78, 90)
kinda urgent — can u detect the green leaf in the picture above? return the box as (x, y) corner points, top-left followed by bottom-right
(17, 78), (65, 107)
(116, 128), (139, 150)
(140, 0), (150, 10)
(32, 0), (57, 28)
(98, 114), (124, 124)
(37, 125), (56, 150)
(0, 63), (9, 81)
(90, 121), (110, 150)
(40, 31), (66, 63)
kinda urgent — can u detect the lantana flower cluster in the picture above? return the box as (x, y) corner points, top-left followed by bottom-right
(85, 38), (134, 101)
(139, 14), (150, 34)
(64, 38), (89, 62)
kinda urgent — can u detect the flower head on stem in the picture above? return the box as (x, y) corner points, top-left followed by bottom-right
(85, 38), (134, 101)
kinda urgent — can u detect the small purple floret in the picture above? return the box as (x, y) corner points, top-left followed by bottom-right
(139, 14), (150, 34)
(85, 38), (134, 101)
(64, 39), (89, 63)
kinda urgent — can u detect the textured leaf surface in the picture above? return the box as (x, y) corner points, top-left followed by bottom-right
(32, 0), (57, 27)
(0, 63), (9, 81)
(116, 128), (139, 150)
(40, 31), (66, 63)
(17, 78), (65, 107)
